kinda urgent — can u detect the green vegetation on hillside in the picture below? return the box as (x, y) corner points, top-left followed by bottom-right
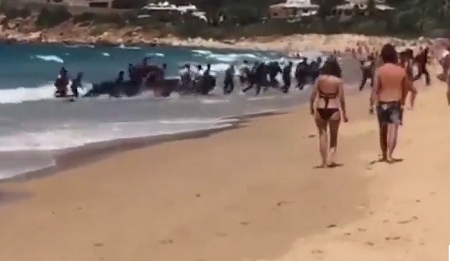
(0, 0), (448, 39)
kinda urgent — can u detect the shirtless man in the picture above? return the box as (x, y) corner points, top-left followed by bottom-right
(370, 44), (417, 163)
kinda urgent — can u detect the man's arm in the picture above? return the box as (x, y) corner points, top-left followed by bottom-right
(338, 79), (347, 120)
(370, 69), (381, 109)
(443, 55), (450, 76)
(402, 73), (417, 108)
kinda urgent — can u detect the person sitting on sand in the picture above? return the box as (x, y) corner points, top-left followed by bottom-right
(309, 58), (348, 168)
(370, 43), (417, 163)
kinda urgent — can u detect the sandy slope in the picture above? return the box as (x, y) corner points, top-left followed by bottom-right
(0, 74), (449, 261)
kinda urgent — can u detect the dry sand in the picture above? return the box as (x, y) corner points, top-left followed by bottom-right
(159, 34), (431, 53)
(0, 72), (449, 261)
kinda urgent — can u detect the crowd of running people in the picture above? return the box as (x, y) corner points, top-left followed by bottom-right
(54, 55), (327, 98)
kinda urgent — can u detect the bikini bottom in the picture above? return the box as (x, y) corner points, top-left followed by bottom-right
(316, 108), (339, 121)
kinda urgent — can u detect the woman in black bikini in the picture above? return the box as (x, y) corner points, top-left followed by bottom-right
(309, 58), (348, 168)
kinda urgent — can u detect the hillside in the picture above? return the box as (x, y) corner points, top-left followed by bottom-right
(0, 0), (448, 43)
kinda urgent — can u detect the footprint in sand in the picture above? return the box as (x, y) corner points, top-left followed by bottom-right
(159, 239), (174, 244)
(214, 232), (227, 237)
(385, 236), (401, 241)
(397, 216), (418, 224)
(357, 228), (366, 232)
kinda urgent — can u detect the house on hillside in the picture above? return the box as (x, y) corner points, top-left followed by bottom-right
(12, 0), (144, 9)
(331, 0), (394, 19)
(269, 0), (319, 19)
(66, 0), (114, 8)
(140, 1), (206, 20)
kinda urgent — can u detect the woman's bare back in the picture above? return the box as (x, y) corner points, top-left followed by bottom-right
(375, 63), (406, 102)
(316, 75), (342, 109)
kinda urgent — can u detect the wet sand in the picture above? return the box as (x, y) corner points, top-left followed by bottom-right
(2, 65), (449, 261)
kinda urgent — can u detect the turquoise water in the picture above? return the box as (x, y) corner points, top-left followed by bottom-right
(0, 43), (329, 179)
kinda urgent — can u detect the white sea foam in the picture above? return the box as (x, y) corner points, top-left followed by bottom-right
(147, 52), (165, 57)
(0, 82), (91, 104)
(118, 44), (141, 50)
(200, 98), (229, 104)
(102, 52), (110, 56)
(0, 119), (234, 152)
(33, 55), (64, 63)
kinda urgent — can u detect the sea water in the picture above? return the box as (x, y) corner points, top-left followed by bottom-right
(0, 43), (338, 179)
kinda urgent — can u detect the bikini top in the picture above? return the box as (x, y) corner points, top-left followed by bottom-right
(318, 88), (339, 108)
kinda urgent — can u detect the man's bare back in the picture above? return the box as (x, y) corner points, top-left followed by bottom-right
(375, 63), (408, 104)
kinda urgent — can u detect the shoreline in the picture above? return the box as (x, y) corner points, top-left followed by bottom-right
(0, 111), (285, 186)
(0, 53), (361, 183)
(0, 92), (371, 261)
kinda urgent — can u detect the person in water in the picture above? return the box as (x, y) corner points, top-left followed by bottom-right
(295, 58), (309, 90)
(223, 64), (235, 95)
(309, 58), (348, 168)
(54, 67), (69, 97)
(242, 61), (260, 94)
(370, 43), (417, 163)
(180, 64), (192, 90)
(128, 63), (140, 85)
(116, 70), (125, 84)
(239, 60), (251, 85)
(413, 46), (430, 85)
(70, 72), (83, 98)
(281, 61), (293, 93)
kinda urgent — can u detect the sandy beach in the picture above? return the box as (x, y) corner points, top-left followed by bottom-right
(1, 68), (450, 261)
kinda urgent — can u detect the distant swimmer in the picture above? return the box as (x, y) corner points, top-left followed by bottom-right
(309, 58), (348, 168)
(370, 43), (417, 163)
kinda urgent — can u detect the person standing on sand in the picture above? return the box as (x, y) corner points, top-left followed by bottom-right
(370, 44), (417, 163)
(359, 54), (375, 91)
(439, 46), (450, 105)
(309, 58), (348, 168)
(413, 46), (431, 85)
